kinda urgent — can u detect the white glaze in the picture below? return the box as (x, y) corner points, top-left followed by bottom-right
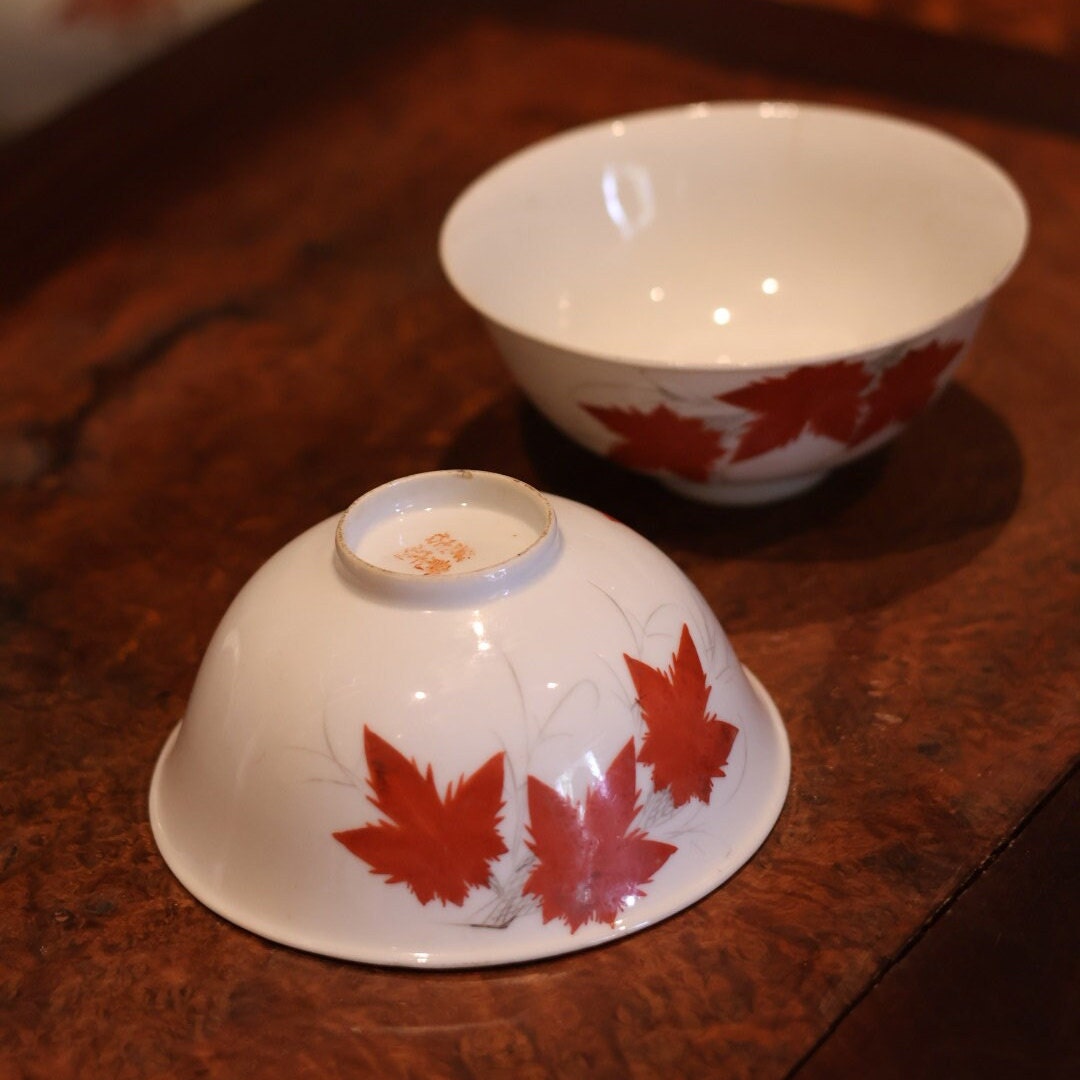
(440, 102), (1028, 503)
(149, 471), (790, 966)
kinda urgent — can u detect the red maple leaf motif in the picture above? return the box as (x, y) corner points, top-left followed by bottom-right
(625, 625), (738, 807)
(523, 740), (676, 931)
(718, 360), (871, 462)
(333, 727), (507, 907)
(852, 339), (964, 444)
(583, 403), (725, 482)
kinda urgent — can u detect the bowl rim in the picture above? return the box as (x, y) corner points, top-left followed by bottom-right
(148, 663), (791, 968)
(334, 469), (560, 606)
(439, 99), (1030, 373)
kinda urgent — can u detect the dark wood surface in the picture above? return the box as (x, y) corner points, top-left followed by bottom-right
(2, 1), (1078, 1077)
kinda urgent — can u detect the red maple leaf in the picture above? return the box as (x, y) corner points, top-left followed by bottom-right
(333, 727), (507, 906)
(523, 740), (676, 931)
(583, 403), (725, 482)
(852, 339), (964, 444)
(625, 625), (738, 807)
(718, 361), (871, 461)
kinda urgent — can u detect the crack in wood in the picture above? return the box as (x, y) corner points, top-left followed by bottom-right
(23, 300), (256, 480)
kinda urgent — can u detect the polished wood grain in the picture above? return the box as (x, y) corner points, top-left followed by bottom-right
(1, 1), (1078, 1077)
(795, 768), (1080, 1077)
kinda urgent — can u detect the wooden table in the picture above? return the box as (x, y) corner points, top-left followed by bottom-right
(2, 1), (1078, 1076)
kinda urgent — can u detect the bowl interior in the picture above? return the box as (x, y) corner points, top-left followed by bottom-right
(440, 102), (1028, 367)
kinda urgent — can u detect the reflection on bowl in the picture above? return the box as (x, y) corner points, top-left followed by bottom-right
(440, 102), (1028, 504)
(150, 471), (790, 967)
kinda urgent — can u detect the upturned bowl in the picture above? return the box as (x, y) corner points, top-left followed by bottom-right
(149, 471), (789, 967)
(440, 102), (1028, 505)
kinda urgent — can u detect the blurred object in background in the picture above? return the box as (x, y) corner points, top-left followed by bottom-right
(2, 1), (1073, 142)
(0, 0), (258, 138)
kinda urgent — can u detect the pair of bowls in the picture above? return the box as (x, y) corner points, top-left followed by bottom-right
(150, 103), (1027, 967)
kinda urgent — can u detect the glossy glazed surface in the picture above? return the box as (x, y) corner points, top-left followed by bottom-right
(4, 1), (1079, 1073)
(149, 472), (790, 966)
(442, 102), (1027, 368)
(441, 102), (1027, 503)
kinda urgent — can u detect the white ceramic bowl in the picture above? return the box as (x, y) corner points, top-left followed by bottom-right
(150, 471), (789, 967)
(440, 102), (1028, 504)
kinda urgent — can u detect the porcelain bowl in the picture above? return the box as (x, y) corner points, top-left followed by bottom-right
(149, 471), (789, 967)
(440, 102), (1028, 504)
